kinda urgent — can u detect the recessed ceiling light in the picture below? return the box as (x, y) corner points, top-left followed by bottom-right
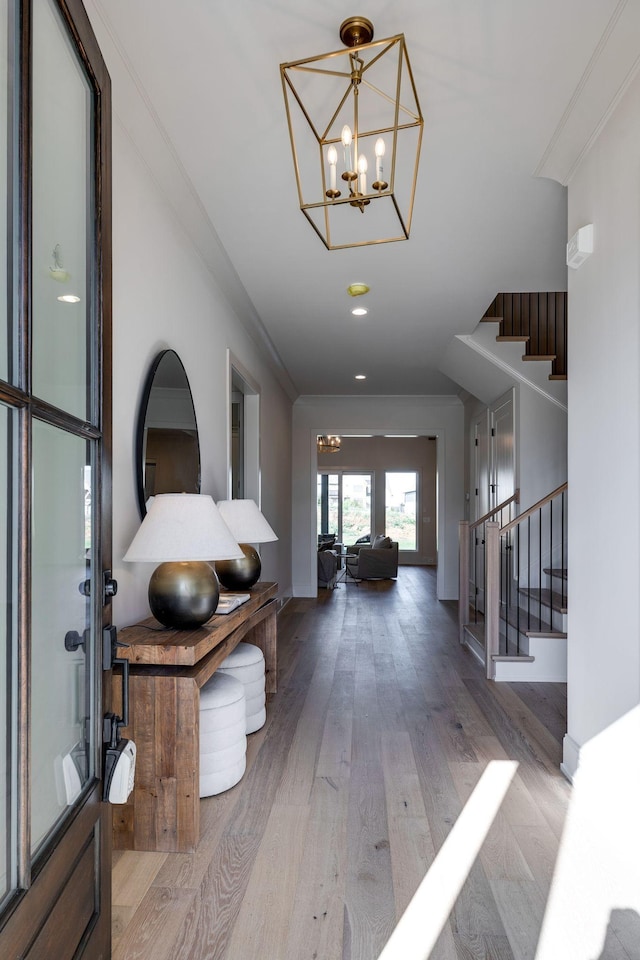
(354, 374), (367, 380)
(57, 294), (81, 303)
(351, 307), (367, 317)
(384, 435), (418, 438)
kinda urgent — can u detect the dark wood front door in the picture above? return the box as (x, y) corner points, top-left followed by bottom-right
(0, 1), (112, 957)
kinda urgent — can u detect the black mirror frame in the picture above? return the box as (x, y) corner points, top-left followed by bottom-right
(135, 349), (201, 517)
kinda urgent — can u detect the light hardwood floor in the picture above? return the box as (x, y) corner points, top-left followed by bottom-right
(112, 567), (575, 960)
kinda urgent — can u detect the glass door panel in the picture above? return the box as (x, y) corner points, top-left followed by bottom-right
(341, 474), (371, 545)
(317, 473), (339, 539)
(0, 403), (14, 900)
(0, 0), (111, 952)
(317, 473), (372, 545)
(31, 0), (92, 421)
(385, 471), (418, 550)
(30, 418), (94, 854)
(0, 2), (7, 383)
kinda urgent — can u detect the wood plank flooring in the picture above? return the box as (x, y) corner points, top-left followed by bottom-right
(112, 567), (575, 960)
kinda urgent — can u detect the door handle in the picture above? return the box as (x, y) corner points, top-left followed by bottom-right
(65, 628), (89, 652)
(103, 625), (130, 729)
(112, 656), (130, 729)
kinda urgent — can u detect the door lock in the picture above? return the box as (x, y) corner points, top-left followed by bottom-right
(103, 570), (118, 603)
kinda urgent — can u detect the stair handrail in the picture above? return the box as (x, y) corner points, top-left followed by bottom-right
(500, 482), (567, 534)
(460, 483), (567, 670)
(470, 490), (520, 530)
(458, 490), (519, 644)
(485, 481), (567, 678)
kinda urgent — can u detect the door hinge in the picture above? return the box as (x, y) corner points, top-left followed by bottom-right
(491, 427), (495, 436)
(474, 438), (478, 446)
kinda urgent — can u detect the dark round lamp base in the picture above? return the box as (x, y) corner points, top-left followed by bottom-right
(216, 544), (261, 590)
(149, 560), (219, 629)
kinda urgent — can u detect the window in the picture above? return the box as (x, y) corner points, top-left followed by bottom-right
(385, 471), (418, 550)
(317, 472), (372, 545)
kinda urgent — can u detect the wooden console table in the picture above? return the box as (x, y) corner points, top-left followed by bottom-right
(112, 581), (277, 853)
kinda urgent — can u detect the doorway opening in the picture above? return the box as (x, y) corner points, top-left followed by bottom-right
(229, 357), (260, 503)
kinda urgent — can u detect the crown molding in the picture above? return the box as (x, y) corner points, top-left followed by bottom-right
(294, 394), (463, 407)
(534, 0), (640, 185)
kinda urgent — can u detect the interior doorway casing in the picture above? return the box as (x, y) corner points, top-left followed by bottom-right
(227, 352), (260, 504)
(308, 427), (448, 598)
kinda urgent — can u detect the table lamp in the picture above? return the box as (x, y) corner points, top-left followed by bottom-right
(215, 499), (278, 590)
(123, 493), (244, 628)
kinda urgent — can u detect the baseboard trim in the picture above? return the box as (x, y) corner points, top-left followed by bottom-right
(561, 733), (581, 783)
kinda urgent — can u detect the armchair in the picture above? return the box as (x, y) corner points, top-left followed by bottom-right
(345, 535), (399, 580)
(317, 546), (339, 589)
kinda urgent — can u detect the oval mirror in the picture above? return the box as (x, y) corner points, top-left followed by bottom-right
(136, 349), (201, 516)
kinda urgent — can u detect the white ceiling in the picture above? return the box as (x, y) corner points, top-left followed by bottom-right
(90, 0), (621, 397)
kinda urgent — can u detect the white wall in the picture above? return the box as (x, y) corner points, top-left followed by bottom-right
(565, 67), (640, 772)
(462, 383), (566, 514)
(293, 396), (464, 599)
(85, 13), (295, 626)
(517, 383), (567, 510)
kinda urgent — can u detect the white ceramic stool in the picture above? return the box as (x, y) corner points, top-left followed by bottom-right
(199, 672), (247, 797)
(216, 642), (266, 734)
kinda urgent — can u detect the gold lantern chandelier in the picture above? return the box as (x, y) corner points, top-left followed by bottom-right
(280, 16), (424, 250)
(317, 435), (341, 454)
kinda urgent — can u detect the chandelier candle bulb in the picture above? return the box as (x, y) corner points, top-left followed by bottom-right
(328, 145), (338, 193)
(358, 154), (367, 195)
(341, 125), (355, 178)
(375, 138), (385, 184)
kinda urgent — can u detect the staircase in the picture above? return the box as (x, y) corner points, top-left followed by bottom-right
(440, 290), (568, 412)
(482, 292), (567, 381)
(459, 483), (568, 682)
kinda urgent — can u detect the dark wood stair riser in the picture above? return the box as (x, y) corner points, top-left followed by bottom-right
(483, 291), (567, 378)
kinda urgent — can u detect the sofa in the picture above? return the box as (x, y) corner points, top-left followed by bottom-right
(317, 536), (339, 589)
(345, 535), (399, 580)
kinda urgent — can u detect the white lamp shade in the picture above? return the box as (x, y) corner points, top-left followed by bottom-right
(123, 494), (244, 562)
(216, 500), (278, 544)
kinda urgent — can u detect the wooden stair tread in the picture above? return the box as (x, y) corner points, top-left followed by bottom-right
(501, 604), (551, 634)
(522, 354), (556, 361)
(492, 654), (535, 663)
(463, 623), (485, 643)
(525, 631), (567, 639)
(548, 373), (567, 380)
(543, 567), (568, 580)
(518, 587), (567, 614)
(469, 601), (555, 635)
(496, 335), (529, 342)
